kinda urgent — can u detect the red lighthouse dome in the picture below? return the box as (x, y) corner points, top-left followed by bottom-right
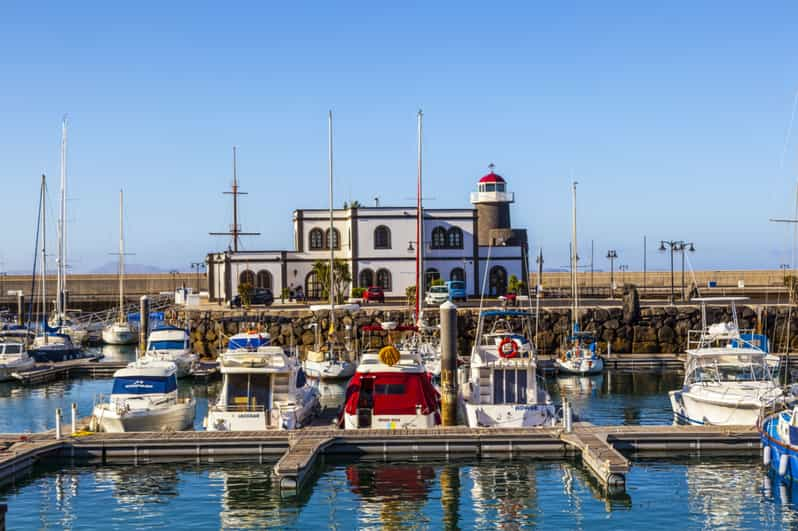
(479, 172), (505, 184)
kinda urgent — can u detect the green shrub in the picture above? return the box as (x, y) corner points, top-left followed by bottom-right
(351, 287), (366, 298)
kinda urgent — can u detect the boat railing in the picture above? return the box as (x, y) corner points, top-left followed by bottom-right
(213, 404), (266, 413)
(687, 328), (756, 350)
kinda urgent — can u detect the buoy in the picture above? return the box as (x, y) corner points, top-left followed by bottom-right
(763, 446), (772, 466)
(379, 345), (401, 366)
(779, 453), (789, 477)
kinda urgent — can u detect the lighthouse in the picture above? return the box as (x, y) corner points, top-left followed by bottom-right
(470, 164), (517, 246)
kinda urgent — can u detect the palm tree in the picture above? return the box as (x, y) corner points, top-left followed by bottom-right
(311, 259), (352, 304)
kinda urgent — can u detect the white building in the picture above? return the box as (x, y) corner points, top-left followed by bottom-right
(206, 168), (529, 302)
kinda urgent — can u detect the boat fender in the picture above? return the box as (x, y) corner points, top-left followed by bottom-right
(763, 446), (771, 466)
(498, 338), (519, 359)
(779, 453), (790, 477)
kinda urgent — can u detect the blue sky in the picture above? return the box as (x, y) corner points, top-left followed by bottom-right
(1, 1), (798, 273)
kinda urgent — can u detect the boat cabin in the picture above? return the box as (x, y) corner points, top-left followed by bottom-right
(146, 326), (190, 352)
(111, 361), (179, 399)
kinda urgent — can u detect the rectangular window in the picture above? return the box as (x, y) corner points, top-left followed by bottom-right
(493, 370), (504, 404)
(375, 383), (406, 395)
(517, 370), (527, 403)
(485, 183), (496, 192)
(505, 370), (516, 403)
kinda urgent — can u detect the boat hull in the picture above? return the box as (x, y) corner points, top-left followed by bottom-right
(205, 399), (319, 431)
(92, 400), (195, 433)
(342, 411), (439, 430)
(0, 358), (35, 381)
(669, 389), (764, 426)
(463, 402), (558, 428)
(761, 414), (798, 482)
(28, 347), (86, 363)
(102, 327), (137, 346)
(303, 359), (355, 380)
(554, 357), (604, 375)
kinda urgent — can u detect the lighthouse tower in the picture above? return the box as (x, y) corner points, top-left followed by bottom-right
(470, 164), (518, 246)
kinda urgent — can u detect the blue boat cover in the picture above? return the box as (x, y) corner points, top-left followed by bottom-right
(734, 333), (769, 353)
(227, 334), (269, 350)
(112, 375), (176, 395)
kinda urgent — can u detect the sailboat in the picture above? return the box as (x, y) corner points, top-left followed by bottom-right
(397, 110), (441, 378)
(102, 190), (138, 345)
(554, 182), (603, 376)
(303, 111), (359, 380)
(48, 118), (88, 346)
(29, 174), (83, 362)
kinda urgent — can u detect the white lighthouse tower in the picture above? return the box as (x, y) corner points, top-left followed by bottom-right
(470, 164), (516, 246)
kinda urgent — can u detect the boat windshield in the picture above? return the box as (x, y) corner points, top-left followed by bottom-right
(148, 340), (185, 351)
(687, 356), (773, 384)
(112, 376), (176, 395)
(225, 373), (270, 410)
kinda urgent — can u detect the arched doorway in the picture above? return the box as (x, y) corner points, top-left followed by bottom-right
(305, 271), (322, 300)
(256, 270), (272, 290)
(425, 268), (440, 288)
(489, 266), (507, 296)
(450, 267), (465, 282)
(376, 269), (392, 291)
(239, 270), (255, 287)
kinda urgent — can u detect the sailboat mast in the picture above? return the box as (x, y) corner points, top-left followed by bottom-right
(40, 175), (48, 343)
(56, 117), (67, 320)
(119, 189), (125, 322)
(571, 181), (579, 332)
(415, 110), (423, 321)
(328, 111), (335, 331)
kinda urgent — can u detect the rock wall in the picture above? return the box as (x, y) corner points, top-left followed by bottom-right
(177, 304), (798, 359)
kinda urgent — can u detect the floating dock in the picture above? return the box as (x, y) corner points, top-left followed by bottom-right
(0, 424), (760, 496)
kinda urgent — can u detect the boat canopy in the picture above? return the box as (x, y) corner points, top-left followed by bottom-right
(112, 375), (177, 395)
(343, 371), (439, 416)
(227, 333), (269, 351)
(480, 310), (534, 317)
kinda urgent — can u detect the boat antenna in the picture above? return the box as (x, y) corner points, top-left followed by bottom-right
(571, 181), (579, 334)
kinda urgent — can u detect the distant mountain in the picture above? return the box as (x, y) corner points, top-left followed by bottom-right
(88, 262), (169, 274)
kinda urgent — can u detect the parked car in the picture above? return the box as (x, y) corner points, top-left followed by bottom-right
(425, 285), (450, 306)
(231, 288), (274, 307)
(446, 280), (466, 302)
(499, 292), (518, 307)
(363, 286), (385, 304)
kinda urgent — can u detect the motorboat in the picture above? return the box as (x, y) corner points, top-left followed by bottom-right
(459, 310), (557, 428)
(554, 181), (603, 376)
(140, 326), (198, 378)
(205, 345), (319, 430)
(760, 407), (798, 482)
(339, 345), (441, 429)
(226, 329), (270, 351)
(91, 359), (195, 432)
(0, 342), (35, 381)
(669, 297), (785, 426)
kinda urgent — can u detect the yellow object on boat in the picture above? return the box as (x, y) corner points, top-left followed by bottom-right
(379, 345), (400, 366)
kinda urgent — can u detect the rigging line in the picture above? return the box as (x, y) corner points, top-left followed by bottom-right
(28, 179), (44, 327)
(780, 88), (798, 171)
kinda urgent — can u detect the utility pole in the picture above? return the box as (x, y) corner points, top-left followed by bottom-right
(606, 249), (617, 298)
(659, 240), (695, 303)
(210, 146), (260, 252)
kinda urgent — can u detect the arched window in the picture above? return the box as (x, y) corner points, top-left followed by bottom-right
(376, 269), (392, 291)
(305, 271), (322, 300)
(239, 270), (255, 287)
(309, 228), (324, 250)
(425, 268), (440, 287)
(431, 227), (447, 249)
(359, 268), (374, 287)
(374, 225), (391, 249)
(256, 270), (272, 290)
(447, 227), (463, 249)
(450, 267), (466, 282)
(325, 228), (340, 250)
(489, 266), (508, 296)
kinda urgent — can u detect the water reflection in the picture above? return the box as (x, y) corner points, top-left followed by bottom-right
(90, 344), (138, 363)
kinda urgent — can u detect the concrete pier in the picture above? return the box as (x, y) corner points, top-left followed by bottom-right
(0, 425), (760, 496)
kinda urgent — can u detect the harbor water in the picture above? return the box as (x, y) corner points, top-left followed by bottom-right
(0, 347), (786, 529)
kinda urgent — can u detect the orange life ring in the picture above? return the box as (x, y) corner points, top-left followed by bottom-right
(498, 337), (519, 359)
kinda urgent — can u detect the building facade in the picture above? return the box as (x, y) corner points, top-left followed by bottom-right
(207, 169), (528, 302)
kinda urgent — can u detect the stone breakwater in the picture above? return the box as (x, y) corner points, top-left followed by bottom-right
(177, 303), (798, 358)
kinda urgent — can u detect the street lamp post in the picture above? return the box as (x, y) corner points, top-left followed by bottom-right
(619, 264), (629, 285)
(190, 262), (204, 292)
(781, 263), (790, 284)
(659, 240), (695, 303)
(606, 250), (617, 298)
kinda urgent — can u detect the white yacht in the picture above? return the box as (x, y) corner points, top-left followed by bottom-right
(0, 342), (35, 381)
(669, 297), (785, 426)
(554, 182), (603, 376)
(91, 359), (196, 432)
(140, 326), (197, 378)
(459, 310), (557, 428)
(303, 309), (360, 380)
(205, 345), (320, 431)
(102, 189), (138, 346)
